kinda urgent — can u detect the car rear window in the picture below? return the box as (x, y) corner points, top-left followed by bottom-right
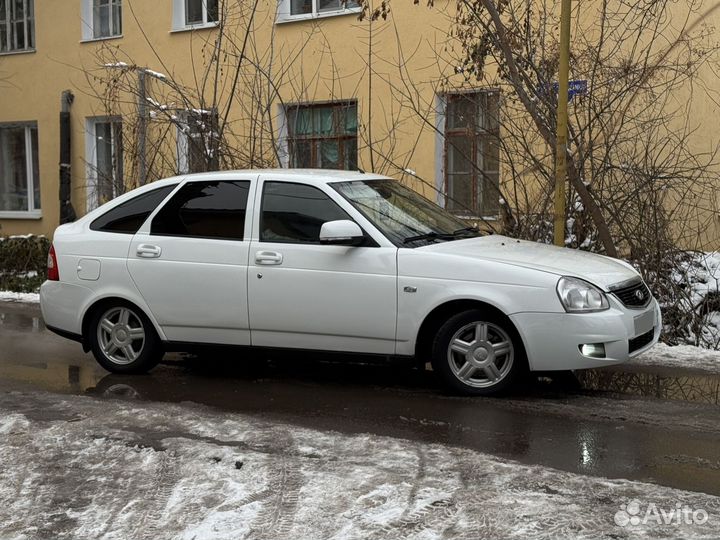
(90, 184), (177, 234)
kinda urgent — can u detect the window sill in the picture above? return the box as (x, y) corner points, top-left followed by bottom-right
(0, 48), (36, 57)
(170, 21), (220, 33)
(276, 7), (362, 24)
(0, 210), (42, 220)
(80, 34), (123, 44)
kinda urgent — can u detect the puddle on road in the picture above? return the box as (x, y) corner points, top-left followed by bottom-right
(3, 302), (720, 406)
(0, 308), (43, 332)
(577, 369), (720, 405)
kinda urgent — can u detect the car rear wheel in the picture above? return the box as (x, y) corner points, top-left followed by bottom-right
(88, 302), (163, 373)
(431, 309), (525, 395)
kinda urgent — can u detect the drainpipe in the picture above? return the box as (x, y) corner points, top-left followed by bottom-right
(137, 71), (148, 185)
(59, 90), (77, 224)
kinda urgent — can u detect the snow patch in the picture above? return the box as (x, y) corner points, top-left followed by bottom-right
(0, 391), (718, 540)
(632, 342), (720, 373)
(0, 414), (29, 435)
(0, 291), (40, 303)
(144, 69), (167, 80)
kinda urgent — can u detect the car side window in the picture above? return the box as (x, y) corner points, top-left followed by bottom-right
(151, 180), (250, 240)
(90, 185), (177, 234)
(260, 181), (351, 244)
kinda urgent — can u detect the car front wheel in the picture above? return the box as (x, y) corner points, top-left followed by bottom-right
(431, 309), (525, 395)
(88, 302), (163, 374)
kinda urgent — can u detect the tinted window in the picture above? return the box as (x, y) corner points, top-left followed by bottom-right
(90, 184), (176, 234)
(260, 182), (350, 244)
(151, 180), (250, 240)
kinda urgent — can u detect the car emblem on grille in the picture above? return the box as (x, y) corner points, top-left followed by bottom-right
(634, 289), (645, 301)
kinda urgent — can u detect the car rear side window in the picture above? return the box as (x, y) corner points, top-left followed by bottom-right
(90, 184), (177, 234)
(151, 180), (250, 240)
(260, 181), (350, 244)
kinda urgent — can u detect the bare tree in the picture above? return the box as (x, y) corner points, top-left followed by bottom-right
(360, 0), (720, 259)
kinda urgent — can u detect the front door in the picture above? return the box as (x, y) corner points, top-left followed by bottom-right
(248, 180), (398, 354)
(127, 178), (255, 345)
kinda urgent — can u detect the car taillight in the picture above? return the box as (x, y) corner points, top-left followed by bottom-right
(47, 245), (59, 281)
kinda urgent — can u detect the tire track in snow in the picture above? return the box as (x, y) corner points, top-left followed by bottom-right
(243, 428), (303, 540)
(135, 449), (181, 540)
(398, 446), (426, 521)
(370, 445), (460, 539)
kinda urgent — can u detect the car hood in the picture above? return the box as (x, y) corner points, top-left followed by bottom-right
(416, 235), (637, 290)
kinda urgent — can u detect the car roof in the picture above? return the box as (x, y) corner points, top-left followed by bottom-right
(175, 168), (392, 187)
(80, 169), (392, 225)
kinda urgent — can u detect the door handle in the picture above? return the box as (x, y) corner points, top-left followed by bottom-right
(136, 244), (162, 258)
(255, 251), (283, 265)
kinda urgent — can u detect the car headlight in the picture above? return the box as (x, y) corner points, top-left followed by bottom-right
(556, 277), (609, 312)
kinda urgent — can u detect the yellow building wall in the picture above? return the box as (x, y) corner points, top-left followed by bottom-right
(0, 0), (718, 247)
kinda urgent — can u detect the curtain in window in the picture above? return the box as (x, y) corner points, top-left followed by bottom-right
(0, 127), (28, 211)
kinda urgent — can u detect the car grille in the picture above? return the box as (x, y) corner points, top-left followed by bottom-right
(629, 328), (654, 353)
(610, 280), (651, 309)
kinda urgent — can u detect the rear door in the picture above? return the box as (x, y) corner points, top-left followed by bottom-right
(127, 176), (256, 345)
(247, 179), (398, 354)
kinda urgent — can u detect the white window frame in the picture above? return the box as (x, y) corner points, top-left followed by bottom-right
(276, 0), (361, 24)
(434, 94), (446, 207)
(80, 0), (123, 42)
(0, 0), (35, 54)
(0, 123), (41, 219)
(171, 0), (219, 32)
(276, 104), (290, 168)
(176, 109), (218, 174)
(85, 117), (123, 212)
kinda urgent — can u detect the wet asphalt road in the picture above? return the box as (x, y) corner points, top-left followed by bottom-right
(2, 301), (720, 496)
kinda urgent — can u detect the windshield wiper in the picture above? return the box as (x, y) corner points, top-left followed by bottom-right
(402, 231), (455, 244)
(452, 226), (480, 236)
(403, 227), (481, 244)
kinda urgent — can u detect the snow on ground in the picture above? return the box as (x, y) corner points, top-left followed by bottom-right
(632, 343), (720, 374)
(0, 391), (718, 540)
(672, 252), (720, 308)
(0, 291), (39, 303)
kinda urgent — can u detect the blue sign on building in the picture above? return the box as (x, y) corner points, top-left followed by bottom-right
(543, 79), (588, 101)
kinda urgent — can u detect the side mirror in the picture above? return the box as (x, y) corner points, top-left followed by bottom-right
(319, 220), (365, 246)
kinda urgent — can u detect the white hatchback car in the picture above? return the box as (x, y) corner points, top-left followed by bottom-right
(40, 169), (661, 395)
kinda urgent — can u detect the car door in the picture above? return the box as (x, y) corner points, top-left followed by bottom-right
(127, 176), (256, 345)
(247, 179), (398, 354)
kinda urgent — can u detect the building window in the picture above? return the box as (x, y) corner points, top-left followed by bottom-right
(0, 124), (40, 215)
(86, 118), (123, 209)
(177, 109), (219, 174)
(186, 0), (217, 25)
(278, 0), (360, 20)
(0, 0), (34, 53)
(172, 0), (218, 30)
(93, 0), (121, 38)
(444, 91), (500, 218)
(286, 102), (357, 170)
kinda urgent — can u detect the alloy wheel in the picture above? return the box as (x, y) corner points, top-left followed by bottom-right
(96, 306), (146, 366)
(446, 321), (514, 388)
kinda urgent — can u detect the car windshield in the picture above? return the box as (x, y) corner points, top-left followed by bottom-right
(331, 179), (482, 247)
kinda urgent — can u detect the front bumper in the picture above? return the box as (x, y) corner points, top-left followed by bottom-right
(510, 298), (662, 371)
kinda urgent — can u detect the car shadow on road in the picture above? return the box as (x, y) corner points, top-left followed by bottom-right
(90, 348), (583, 407)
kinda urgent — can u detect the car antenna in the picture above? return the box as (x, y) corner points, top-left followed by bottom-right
(357, 168), (365, 174)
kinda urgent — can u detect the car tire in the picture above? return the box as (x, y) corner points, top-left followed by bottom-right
(431, 309), (525, 396)
(88, 301), (163, 374)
